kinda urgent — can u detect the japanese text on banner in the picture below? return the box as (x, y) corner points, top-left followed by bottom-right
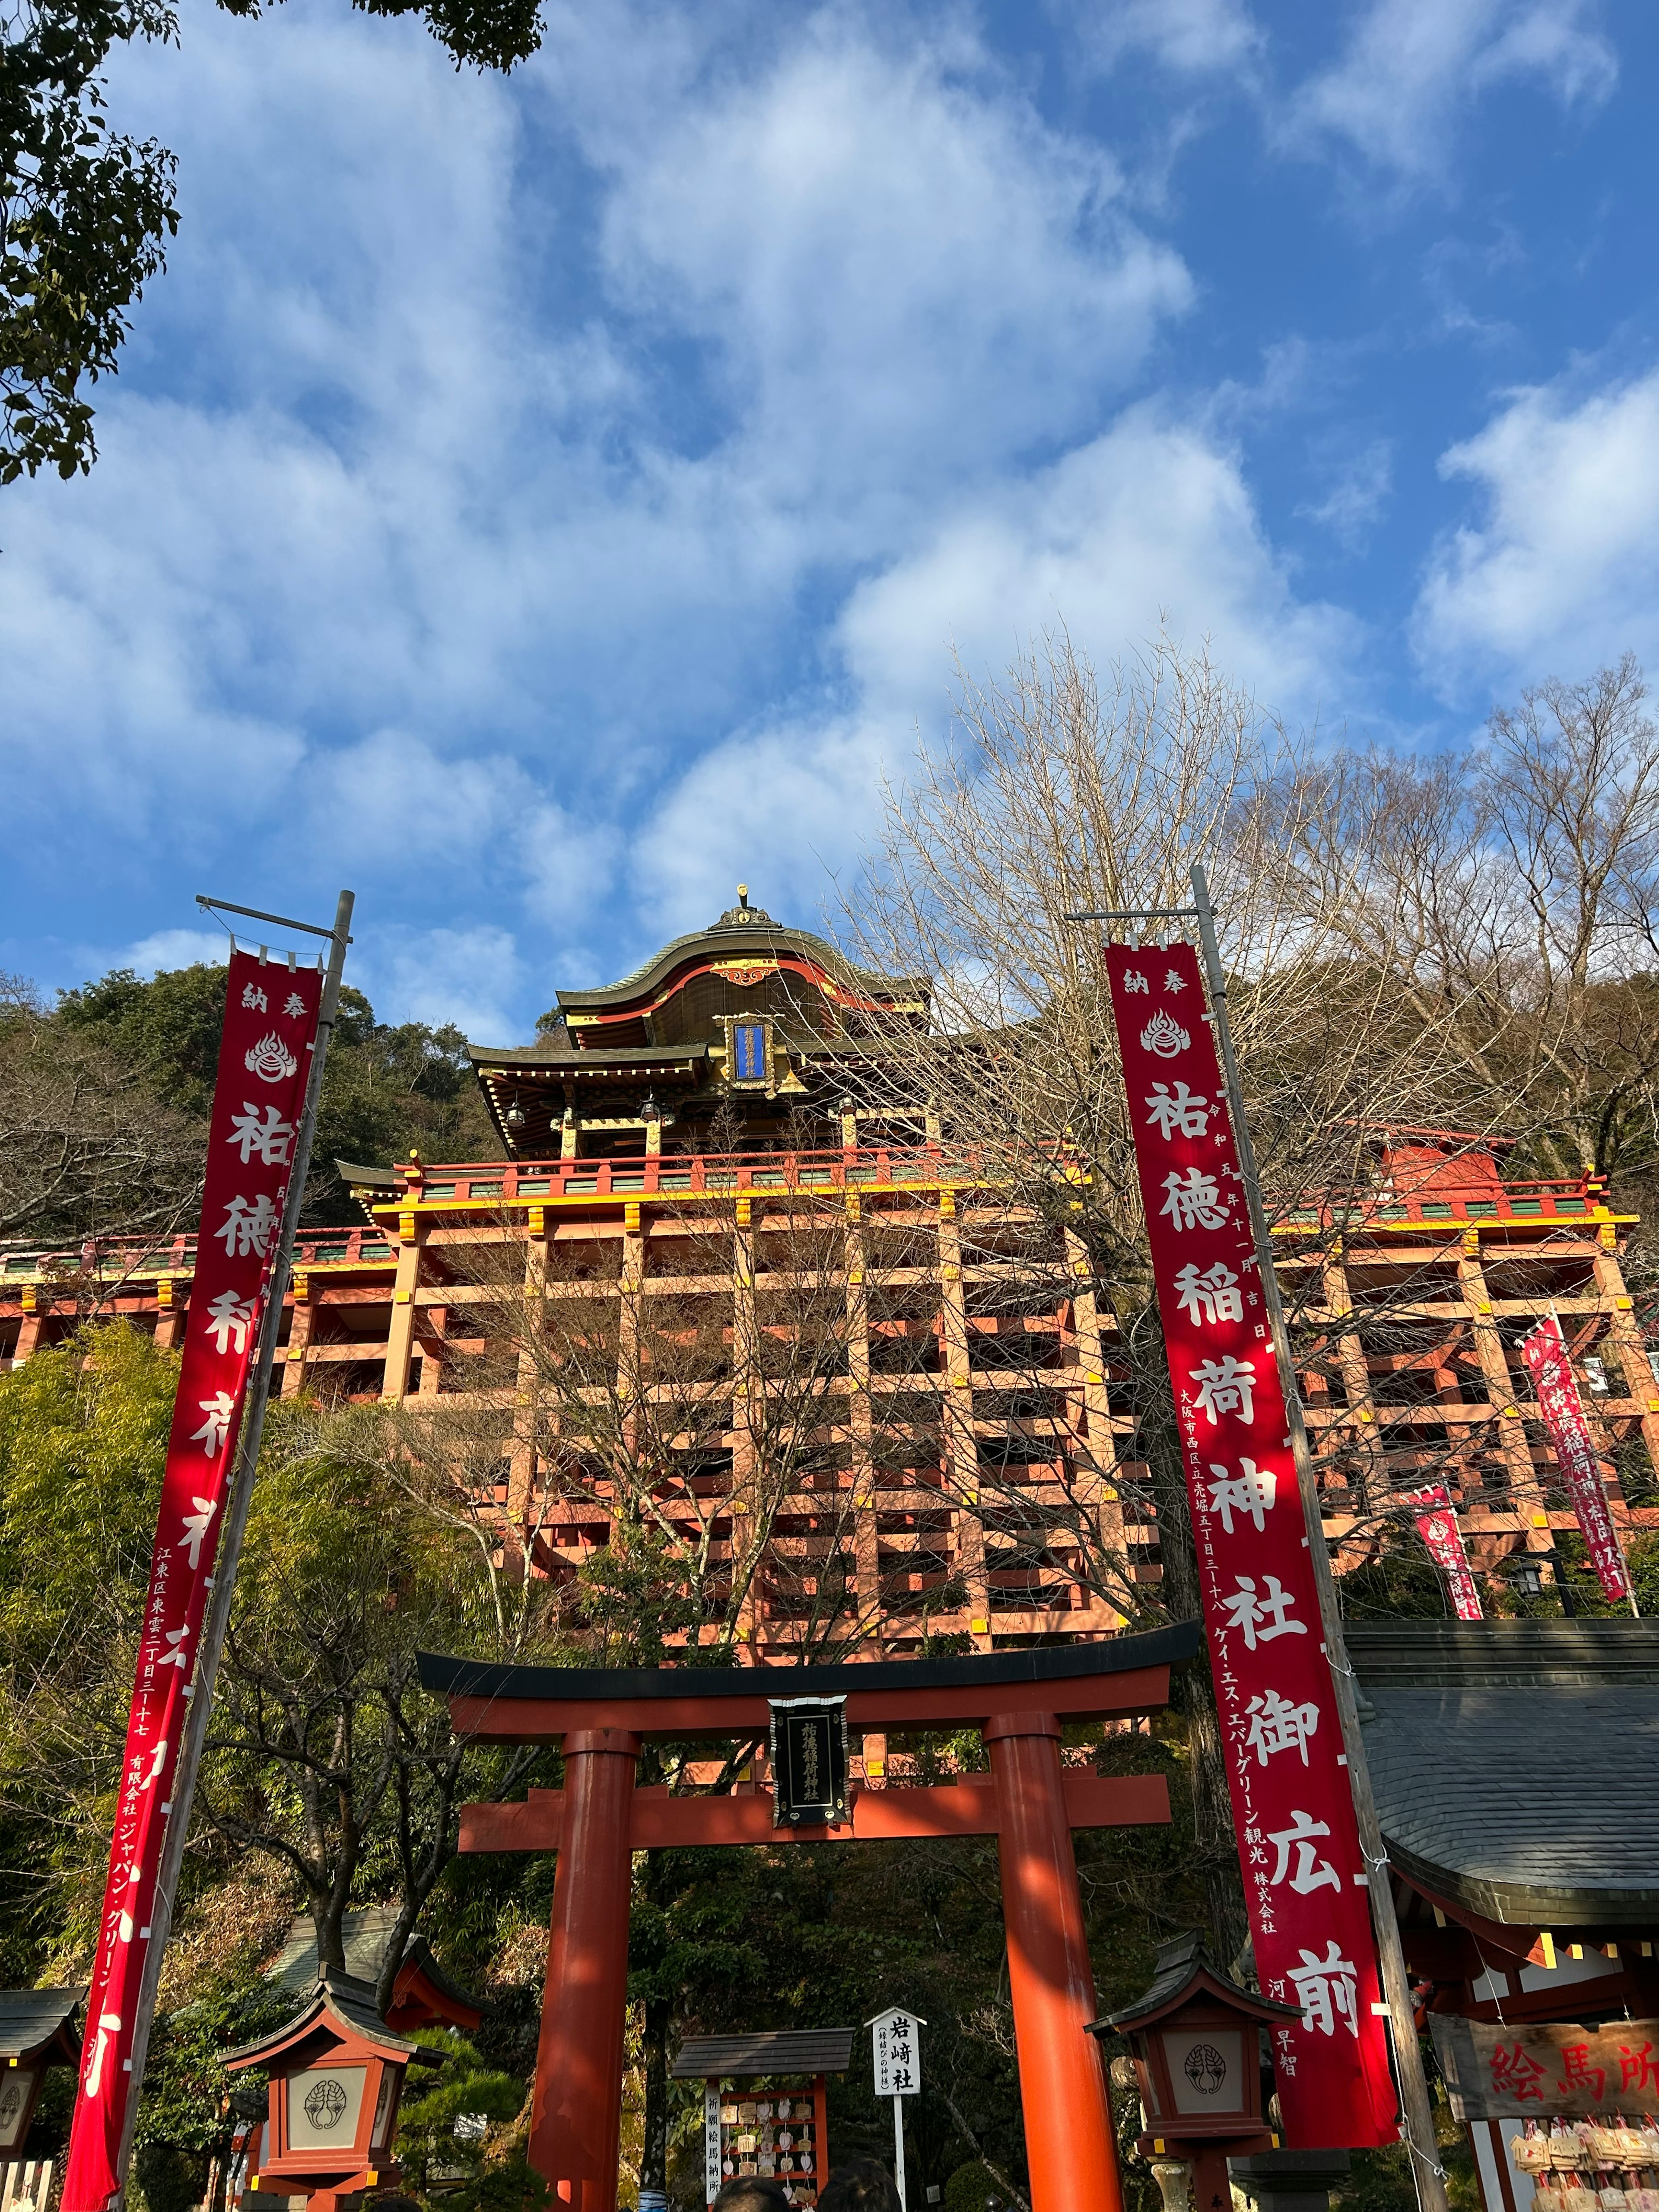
(1519, 1319), (1630, 1605)
(1103, 943), (1398, 2151)
(1399, 1486), (1484, 1620)
(63, 953), (321, 2212)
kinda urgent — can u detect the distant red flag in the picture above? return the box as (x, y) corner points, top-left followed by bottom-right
(63, 952), (321, 2212)
(1398, 1484), (1484, 1619)
(1104, 941), (1398, 2150)
(1520, 1317), (1631, 1605)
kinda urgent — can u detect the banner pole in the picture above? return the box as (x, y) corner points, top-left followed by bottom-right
(111, 890), (354, 2206)
(1187, 864), (1447, 2212)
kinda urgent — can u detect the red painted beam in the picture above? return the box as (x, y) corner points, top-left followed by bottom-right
(459, 1770), (1170, 1853)
(447, 1663), (1170, 1744)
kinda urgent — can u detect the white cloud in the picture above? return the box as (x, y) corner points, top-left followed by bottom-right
(1301, 440), (1394, 550)
(1060, 0), (1263, 76)
(120, 929), (231, 974)
(1289, 0), (1615, 180)
(633, 402), (1364, 928)
(836, 402), (1360, 719)
(370, 926), (527, 1042)
(1414, 366), (1659, 686)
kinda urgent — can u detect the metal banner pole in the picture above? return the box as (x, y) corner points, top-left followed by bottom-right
(112, 890), (354, 2203)
(1186, 864), (1447, 2212)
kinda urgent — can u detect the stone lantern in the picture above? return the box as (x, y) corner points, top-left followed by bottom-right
(224, 1967), (444, 2212)
(1089, 1934), (1301, 2212)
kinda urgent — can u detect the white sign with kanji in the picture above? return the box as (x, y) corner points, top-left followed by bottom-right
(869, 2007), (924, 2097)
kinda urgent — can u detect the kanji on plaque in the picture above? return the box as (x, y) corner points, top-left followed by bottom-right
(63, 951), (321, 2212)
(1104, 942), (1398, 2151)
(1519, 1318), (1631, 1604)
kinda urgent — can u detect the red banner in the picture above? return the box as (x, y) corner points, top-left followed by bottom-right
(1519, 1318), (1630, 1605)
(1104, 943), (1398, 2150)
(1398, 1485), (1484, 1619)
(64, 952), (321, 2212)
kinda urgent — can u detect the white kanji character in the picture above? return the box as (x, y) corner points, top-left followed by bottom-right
(216, 1191), (279, 1258)
(1221, 1573), (1307, 1649)
(1245, 1686), (1321, 1766)
(241, 982), (267, 1012)
(156, 1624), (191, 1669)
(1164, 969), (1186, 992)
(1123, 969), (1150, 995)
(204, 1288), (255, 1354)
(1265, 1811), (1342, 1896)
(180, 1495), (219, 1569)
(283, 991), (307, 1018)
(226, 1103), (295, 1166)
(1160, 1166), (1228, 1231)
(191, 1390), (237, 1457)
(1287, 1942), (1360, 2037)
(1190, 1353), (1257, 1424)
(1206, 1458), (1278, 1533)
(84, 2012), (124, 2097)
(1145, 1081), (1213, 1139)
(1174, 1259), (1243, 1325)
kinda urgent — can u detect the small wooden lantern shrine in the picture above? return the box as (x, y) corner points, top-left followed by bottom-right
(671, 2030), (855, 2208)
(0, 1990), (80, 2160)
(1091, 1935), (1301, 2212)
(224, 1967), (444, 2212)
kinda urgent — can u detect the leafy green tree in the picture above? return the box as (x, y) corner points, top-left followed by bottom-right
(2, 0), (542, 484)
(394, 2030), (525, 2198)
(33, 960), (502, 1229)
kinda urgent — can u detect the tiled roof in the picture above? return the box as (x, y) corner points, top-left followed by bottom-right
(1349, 1622), (1659, 1926)
(0, 1989), (80, 2061)
(671, 2030), (856, 2079)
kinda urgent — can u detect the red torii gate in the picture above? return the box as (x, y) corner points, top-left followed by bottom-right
(420, 1623), (1198, 2212)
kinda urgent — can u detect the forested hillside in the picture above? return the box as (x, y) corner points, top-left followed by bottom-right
(0, 966), (502, 1242)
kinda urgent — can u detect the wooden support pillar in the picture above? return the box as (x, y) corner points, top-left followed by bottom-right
(510, 1211), (550, 1531)
(1457, 1237), (1542, 1541)
(153, 1275), (185, 1354)
(1591, 1237), (1659, 1489)
(14, 1291), (43, 1364)
(938, 1191), (988, 1647)
(281, 1268), (315, 1397)
(381, 1210), (425, 1403)
(1065, 1227), (1127, 1622)
(731, 1198), (761, 1650)
(1320, 1246), (1383, 1509)
(983, 1711), (1122, 2212)
(528, 1727), (640, 2209)
(845, 1202), (881, 1646)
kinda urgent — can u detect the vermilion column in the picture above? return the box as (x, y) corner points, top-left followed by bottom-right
(984, 1711), (1124, 2212)
(529, 1727), (640, 2210)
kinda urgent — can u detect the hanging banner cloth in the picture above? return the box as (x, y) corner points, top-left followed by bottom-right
(1103, 941), (1398, 2150)
(1397, 1484), (1484, 1619)
(63, 951), (321, 2212)
(1519, 1317), (1630, 1604)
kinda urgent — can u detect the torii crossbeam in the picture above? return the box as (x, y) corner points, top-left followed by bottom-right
(420, 1622), (1199, 2212)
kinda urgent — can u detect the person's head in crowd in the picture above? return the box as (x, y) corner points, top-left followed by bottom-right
(818, 2159), (903, 2212)
(711, 2180), (791, 2212)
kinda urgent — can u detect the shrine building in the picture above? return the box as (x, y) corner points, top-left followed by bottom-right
(1, 891), (1655, 1650)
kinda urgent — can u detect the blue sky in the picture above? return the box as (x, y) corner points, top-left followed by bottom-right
(4, 0), (1658, 1039)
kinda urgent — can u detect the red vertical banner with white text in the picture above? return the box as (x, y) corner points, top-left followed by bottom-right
(1398, 1485), (1484, 1619)
(63, 952), (321, 2212)
(1103, 943), (1398, 2150)
(1519, 1318), (1631, 1605)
